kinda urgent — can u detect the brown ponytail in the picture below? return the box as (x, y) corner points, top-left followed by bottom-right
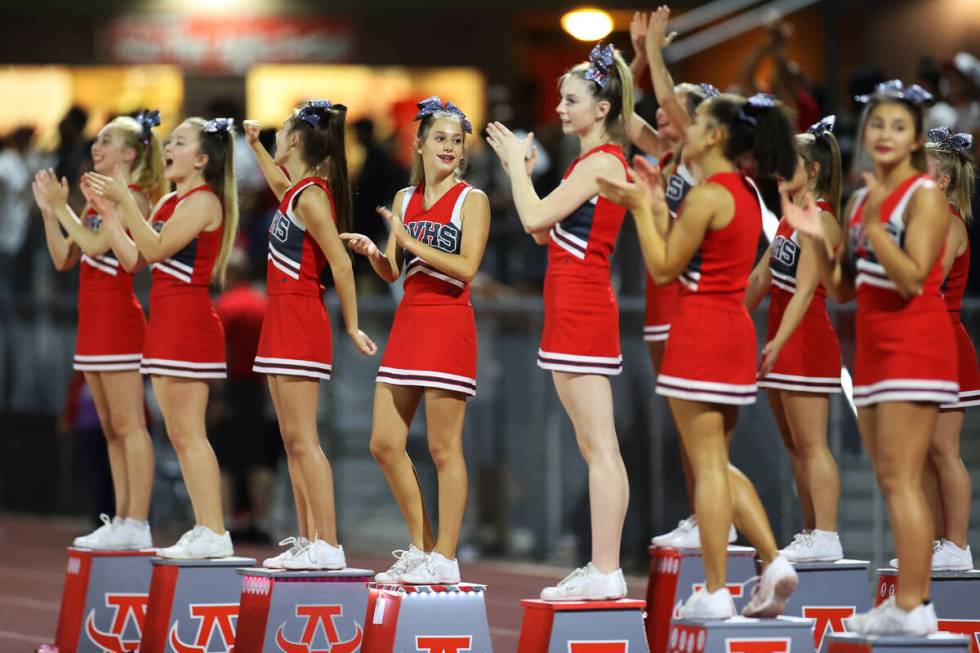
(287, 103), (353, 234)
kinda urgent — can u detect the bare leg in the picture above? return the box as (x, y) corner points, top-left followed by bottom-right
(767, 390), (814, 530)
(783, 391), (838, 532)
(101, 371), (154, 522)
(424, 388), (468, 559)
(85, 372), (128, 518)
(268, 377), (310, 538)
(553, 371), (629, 573)
(650, 341), (695, 510)
(152, 376), (225, 533)
(930, 409), (971, 548)
(369, 383), (435, 550)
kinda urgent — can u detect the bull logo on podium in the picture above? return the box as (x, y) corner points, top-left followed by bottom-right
(802, 605), (855, 650)
(84, 593), (149, 652)
(274, 604), (363, 653)
(567, 641), (628, 653)
(723, 638), (790, 653)
(168, 603), (239, 653)
(937, 619), (980, 653)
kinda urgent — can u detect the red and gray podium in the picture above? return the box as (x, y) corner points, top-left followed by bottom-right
(44, 547), (156, 653)
(233, 567), (373, 653)
(360, 582), (493, 653)
(783, 560), (872, 650)
(646, 545), (759, 653)
(667, 616), (815, 653)
(139, 556), (255, 653)
(876, 569), (980, 652)
(822, 632), (971, 653)
(517, 598), (648, 653)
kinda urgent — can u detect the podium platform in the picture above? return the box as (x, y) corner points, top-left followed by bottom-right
(667, 615), (815, 653)
(44, 547), (155, 653)
(876, 569), (980, 653)
(360, 583), (493, 653)
(646, 545), (759, 653)
(782, 560), (872, 650)
(823, 632), (970, 653)
(139, 556), (255, 653)
(233, 567), (373, 653)
(517, 598), (647, 653)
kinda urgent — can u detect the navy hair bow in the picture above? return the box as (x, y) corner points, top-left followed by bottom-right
(737, 93), (776, 127)
(202, 117), (234, 134)
(297, 100), (333, 128)
(414, 96), (473, 134)
(697, 83), (721, 99)
(928, 126), (974, 159)
(136, 109), (161, 144)
(807, 114), (836, 138)
(854, 80), (934, 106)
(584, 43), (616, 89)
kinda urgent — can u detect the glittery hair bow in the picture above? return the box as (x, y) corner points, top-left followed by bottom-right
(414, 96), (473, 134)
(584, 43), (616, 89)
(202, 117), (234, 134)
(928, 126), (974, 160)
(297, 100), (333, 128)
(135, 109), (160, 145)
(807, 114), (836, 138)
(737, 93), (777, 127)
(697, 83), (721, 99)
(854, 79), (934, 106)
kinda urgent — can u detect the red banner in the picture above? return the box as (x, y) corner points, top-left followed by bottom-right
(102, 15), (354, 72)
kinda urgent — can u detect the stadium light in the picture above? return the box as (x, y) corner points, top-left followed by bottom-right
(561, 8), (614, 42)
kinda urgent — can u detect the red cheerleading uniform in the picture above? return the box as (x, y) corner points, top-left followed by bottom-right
(757, 199), (842, 393)
(253, 177), (335, 381)
(849, 174), (957, 406)
(656, 172), (763, 405)
(940, 204), (980, 409)
(140, 185), (227, 379)
(643, 150), (694, 343)
(73, 185), (147, 372)
(538, 143), (628, 375)
(376, 181), (482, 397)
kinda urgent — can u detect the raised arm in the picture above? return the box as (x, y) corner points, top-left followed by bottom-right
(340, 189), (405, 283)
(381, 189), (490, 284)
(32, 174), (79, 271)
(865, 183), (949, 299)
(295, 188), (377, 356)
(646, 7), (691, 136)
(242, 120), (291, 200)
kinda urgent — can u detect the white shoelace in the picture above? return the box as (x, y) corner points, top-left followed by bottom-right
(276, 536), (306, 556)
(388, 549), (421, 574)
(175, 526), (205, 547)
(556, 566), (589, 589)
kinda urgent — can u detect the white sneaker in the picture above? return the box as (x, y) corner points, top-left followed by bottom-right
(741, 555), (798, 618)
(653, 516), (696, 546)
(102, 518), (153, 549)
(780, 529), (843, 562)
(401, 552), (461, 584)
(263, 537), (310, 569)
(282, 539), (345, 570)
(74, 514), (120, 549)
(375, 545), (429, 583)
(158, 526), (233, 559)
(540, 563), (627, 601)
(679, 587), (736, 619)
(845, 596), (937, 636)
(931, 540), (973, 571)
(670, 519), (738, 549)
(890, 540), (955, 570)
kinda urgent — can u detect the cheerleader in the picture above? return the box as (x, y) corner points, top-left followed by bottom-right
(629, 5), (733, 549)
(787, 81), (953, 634)
(744, 116), (844, 562)
(33, 111), (165, 550)
(916, 127), (976, 570)
(598, 93), (800, 618)
(241, 101), (376, 570)
(485, 44), (631, 600)
(87, 117), (240, 559)
(342, 97), (489, 584)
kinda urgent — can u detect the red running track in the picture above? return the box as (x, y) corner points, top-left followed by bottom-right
(0, 513), (647, 652)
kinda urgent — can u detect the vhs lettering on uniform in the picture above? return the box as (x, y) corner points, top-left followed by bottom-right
(666, 175), (687, 203)
(415, 635), (472, 653)
(771, 236), (798, 267)
(408, 221), (461, 253)
(272, 211), (291, 243)
(84, 214), (103, 231)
